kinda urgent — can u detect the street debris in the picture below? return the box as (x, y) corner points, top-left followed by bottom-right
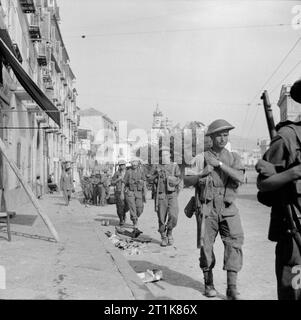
(105, 231), (148, 256)
(137, 269), (163, 283)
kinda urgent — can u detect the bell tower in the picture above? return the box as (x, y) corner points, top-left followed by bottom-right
(152, 104), (163, 129)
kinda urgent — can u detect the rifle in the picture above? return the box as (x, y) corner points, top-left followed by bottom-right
(261, 90), (301, 250)
(155, 170), (162, 213)
(196, 176), (209, 248)
(261, 90), (277, 140)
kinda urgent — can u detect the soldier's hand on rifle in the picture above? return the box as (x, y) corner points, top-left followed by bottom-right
(200, 165), (214, 177)
(204, 153), (220, 168)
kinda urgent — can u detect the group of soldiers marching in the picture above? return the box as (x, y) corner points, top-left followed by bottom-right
(77, 78), (301, 301)
(110, 154), (182, 246)
(80, 170), (111, 206)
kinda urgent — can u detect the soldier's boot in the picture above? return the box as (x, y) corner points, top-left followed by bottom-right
(160, 232), (168, 247)
(166, 229), (174, 246)
(226, 271), (240, 300)
(203, 270), (217, 298)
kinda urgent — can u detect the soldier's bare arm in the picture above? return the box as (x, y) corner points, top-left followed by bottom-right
(257, 164), (301, 192)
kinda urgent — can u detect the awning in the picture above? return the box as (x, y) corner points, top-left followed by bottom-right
(0, 32), (60, 126)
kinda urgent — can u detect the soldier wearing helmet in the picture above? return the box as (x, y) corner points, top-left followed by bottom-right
(123, 157), (147, 233)
(152, 146), (182, 247)
(255, 80), (301, 300)
(111, 160), (128, 226)
(185, 119), (244, 300)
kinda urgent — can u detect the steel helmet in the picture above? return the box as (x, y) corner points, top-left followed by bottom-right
(118, 159), (126, 165)
(205, 119), (235, 136)
(290, 79), (301, 104)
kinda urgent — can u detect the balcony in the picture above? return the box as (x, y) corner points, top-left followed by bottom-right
(29, 13), (41, 41)
(36, 111), (48, 124)
(19, 0), (36, 13)
(12, 43), (23, 63)
(23, 102), (39, 112)
(44, 79), (54, 91)
(14, 86), (32, 101)
(37, 42), (47, 66)
(42, 67), (51, 82)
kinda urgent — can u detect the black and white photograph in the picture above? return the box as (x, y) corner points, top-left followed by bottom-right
(0, 0), (301, 305)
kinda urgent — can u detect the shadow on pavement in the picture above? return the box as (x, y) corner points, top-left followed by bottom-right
(0, 230), (56, 243)
(129, 260), (227, 300)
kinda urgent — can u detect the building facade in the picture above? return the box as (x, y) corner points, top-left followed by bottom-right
(0, 0), (79, 208)
(79, 108), (117, 166)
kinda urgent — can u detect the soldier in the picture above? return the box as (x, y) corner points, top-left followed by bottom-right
(90, 173), (99, 206)
(185, 119), (244, 300)
(98, 169), (108, 206)
(256, 81), (301, 300)
(123, 158), (147, 233)
(152, 147), (182, 247)
(81, 176), (92, 207)
(111, 160), (128, 226)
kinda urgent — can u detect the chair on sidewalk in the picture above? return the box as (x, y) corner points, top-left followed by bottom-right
(0, 211), (15, 242)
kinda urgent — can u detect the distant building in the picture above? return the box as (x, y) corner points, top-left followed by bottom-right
(79, 108), (117, 165)
(278, 84), (301, 122)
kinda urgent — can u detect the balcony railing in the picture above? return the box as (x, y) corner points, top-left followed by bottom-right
(29, 13), (41, 41)
(12, 43), (23, 63)
(37, 42), (47, 66)
(19, 0), (36, 13)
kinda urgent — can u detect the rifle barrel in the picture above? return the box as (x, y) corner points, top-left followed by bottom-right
(261, 90), (277, 140)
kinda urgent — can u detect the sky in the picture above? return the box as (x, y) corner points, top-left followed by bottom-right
(58, 0), (301, 141)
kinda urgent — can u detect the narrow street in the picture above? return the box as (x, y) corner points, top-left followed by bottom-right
(96, 171), (277, 300)
(0, 170), (277, 300)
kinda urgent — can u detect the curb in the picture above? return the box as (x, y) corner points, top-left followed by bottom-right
(95, 228), (156, 300)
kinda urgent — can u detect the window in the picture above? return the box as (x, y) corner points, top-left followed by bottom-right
(16, 142), (21, 169)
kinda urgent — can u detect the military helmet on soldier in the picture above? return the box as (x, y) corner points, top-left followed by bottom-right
(205, 119), (235, 136)
(118, 159), (126, 165)
(290, 79), (301, 104)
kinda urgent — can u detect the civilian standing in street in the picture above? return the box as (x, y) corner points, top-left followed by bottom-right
(60, 163), (74, 206)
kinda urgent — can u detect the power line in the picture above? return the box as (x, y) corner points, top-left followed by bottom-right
(248, 36), (301, 106)
(63, 22), (299, 38)
(270, 58), (301, 94)
(240, 35), (301, 140)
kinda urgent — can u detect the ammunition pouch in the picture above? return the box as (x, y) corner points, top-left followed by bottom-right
(257, 191), (274, 207)
(184, 196), (195, 218)
(167, 176), (178, 192)
(137, 180), (144, 191)
(198, 177), (213, 202)
(129, 179), (136, 191)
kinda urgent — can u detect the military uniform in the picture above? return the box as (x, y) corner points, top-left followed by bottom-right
(153, 163), (182, 246)
(199, 148), (244, 272)
(124, 165), (146, 227)
(96, 173), (107, 206)
(257, 122), (301, 300)
(112, 167), (128, 225)
(185, 119), (244, 299)
(91, 175), (100, 205)
(82, 176), (93, 205)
